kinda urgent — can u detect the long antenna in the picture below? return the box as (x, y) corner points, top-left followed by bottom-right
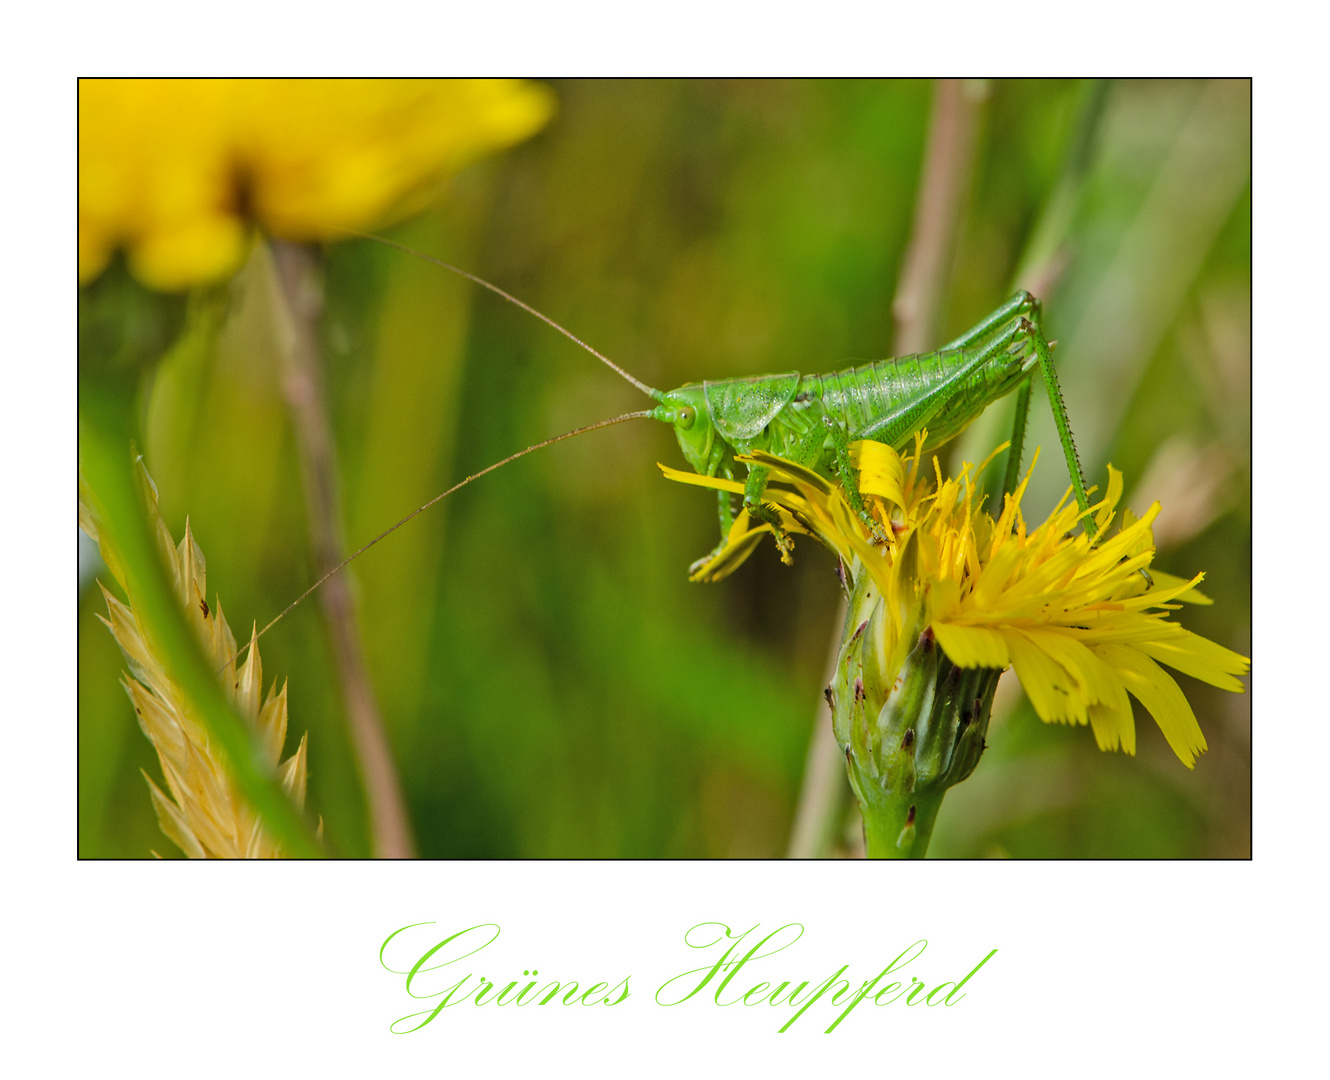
(333, 227), (665, 401)
(241, 410), (655, 657)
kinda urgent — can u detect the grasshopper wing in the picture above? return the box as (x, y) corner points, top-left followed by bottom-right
(703, 373), (802, 443)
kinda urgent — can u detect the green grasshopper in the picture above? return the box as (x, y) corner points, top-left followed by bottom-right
(650, 289), (1090, 577)
(256, 236), (1091, 641)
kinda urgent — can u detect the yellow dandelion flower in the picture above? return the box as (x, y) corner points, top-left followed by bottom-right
(79, 78), (556, 290)
(81, 464), (312, 857)
(661, 434), (1250, 770)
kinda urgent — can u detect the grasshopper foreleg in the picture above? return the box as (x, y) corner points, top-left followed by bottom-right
(733, 419), (830, 564)
(717, 486), (736, 538)
(739, 415), (889, 558)
(742, 465), (796, 563)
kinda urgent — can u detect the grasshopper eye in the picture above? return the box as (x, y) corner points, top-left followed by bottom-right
(677, 405), (696, 430)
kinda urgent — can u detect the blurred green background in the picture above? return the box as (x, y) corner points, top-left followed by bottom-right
(78, 79), (1250, 858)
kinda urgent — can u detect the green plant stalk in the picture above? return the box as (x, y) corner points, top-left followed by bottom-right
(79, 379), (323, 858)
(856, 787), (947, 860)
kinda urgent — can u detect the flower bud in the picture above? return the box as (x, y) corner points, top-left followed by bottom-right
(828, 560), (1001, 858)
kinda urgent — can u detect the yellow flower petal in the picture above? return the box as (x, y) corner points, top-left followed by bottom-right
(1089, 697), (1136, 755)
(852, 440), (906, 507)
(689, 521), (770, 583)
(747, 450), (834, 496)
(128, 216), (251, 291)
(1138, 631), (1250, 692)
(1092, 463), (1125, 536)
(933, 622), (1010, 669)
(1023, 628), (1124, 711)
(1149, 570), (1214, 604)
(1094, 643), (1208, 768)
(658, 463), (744, 494)
(1006, 628), (1087, 725)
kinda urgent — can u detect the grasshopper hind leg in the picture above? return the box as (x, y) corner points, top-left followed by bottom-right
(1013, 311), (1149, 588)
(1005, 313), (1149, 587)
(1023, 315), (1092, 530)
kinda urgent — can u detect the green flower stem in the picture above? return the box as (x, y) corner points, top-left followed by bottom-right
(857, 787), (947, 860)
(80, 379), (324, 858)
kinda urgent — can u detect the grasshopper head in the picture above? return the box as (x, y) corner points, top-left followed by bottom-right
(652, 385), (715, 474)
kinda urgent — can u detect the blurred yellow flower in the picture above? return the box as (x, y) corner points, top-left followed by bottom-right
(661, 435), (1250, 768)
(79, 78), (556, 290)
